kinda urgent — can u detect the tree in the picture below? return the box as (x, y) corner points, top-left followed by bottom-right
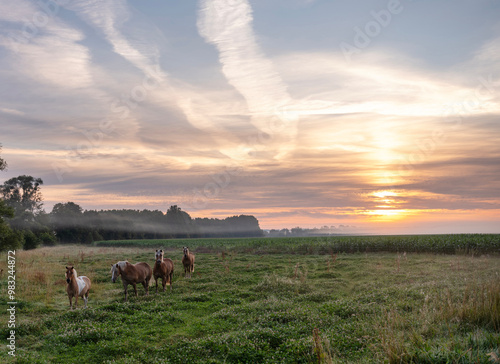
(0, 175), (44, 235)
(0, 199), (22, 250)
(0, 144), (6, 171)
(1, 175), (44, 215)
(166, 205), (193, 238)
(0, 148), (23, 250)
(50, 202), (86, 243)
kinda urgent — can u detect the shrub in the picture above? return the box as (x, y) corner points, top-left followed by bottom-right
(23, 230), (40, 250)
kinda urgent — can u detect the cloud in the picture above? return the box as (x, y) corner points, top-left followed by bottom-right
(197, 0), (298, 149)
(0, 1), (93, 90)
(274, 50), (500, 119)
(0, 107), (25, 116)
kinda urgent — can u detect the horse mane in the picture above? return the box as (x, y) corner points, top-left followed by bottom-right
(110, 261), (128, 275)
(116, 261), (128, 269)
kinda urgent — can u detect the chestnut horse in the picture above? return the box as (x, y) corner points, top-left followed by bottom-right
(65, 266), (91, 309)
(153, 249), (174, 292)
(182, 247), (195, 278)
(111, 261), (152, 302)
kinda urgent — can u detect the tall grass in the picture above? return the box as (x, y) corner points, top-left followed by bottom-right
(439, 279), (500, 330)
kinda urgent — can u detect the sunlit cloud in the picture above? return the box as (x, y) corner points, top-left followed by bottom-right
(197, 0), (298, 157)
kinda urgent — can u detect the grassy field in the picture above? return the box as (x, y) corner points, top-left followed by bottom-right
(1, 235), (500, 363)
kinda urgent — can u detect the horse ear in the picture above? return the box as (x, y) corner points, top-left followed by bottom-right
(66, 266), (69, 270)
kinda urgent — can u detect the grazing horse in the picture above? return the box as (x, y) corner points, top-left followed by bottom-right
(111, 261), (152, 302)
(65, 266), (91, 310)
(182, 247), (195, 278)
(153, 249), (174, 293)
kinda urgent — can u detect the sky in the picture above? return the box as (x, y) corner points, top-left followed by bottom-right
(0, 0), (499, 234)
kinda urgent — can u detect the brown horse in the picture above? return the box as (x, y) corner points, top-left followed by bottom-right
(111, 261), (152, 301)
(182, 247), (195, 278)
(65, 266), (91, 310)
(153, 249), (174, 292)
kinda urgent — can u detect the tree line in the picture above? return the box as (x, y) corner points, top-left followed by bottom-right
(51, 203), (263, 243)
(0, 146), (263, 251)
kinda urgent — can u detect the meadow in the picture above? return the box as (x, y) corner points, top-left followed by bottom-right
(1, 234), (499, 363)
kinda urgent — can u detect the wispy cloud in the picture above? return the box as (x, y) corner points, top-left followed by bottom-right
(0, 107), (25, 116)
(0, 1), (93, 90)
(197, 0), (298, 152)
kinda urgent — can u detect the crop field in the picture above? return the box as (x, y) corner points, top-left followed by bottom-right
(1, 235), (500, 363)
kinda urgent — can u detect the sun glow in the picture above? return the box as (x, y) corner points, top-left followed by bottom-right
(365, 190), (408, 220)
(372, 190), (398, 199)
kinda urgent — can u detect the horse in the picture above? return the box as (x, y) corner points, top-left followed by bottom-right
(153, 249), (174, 293)
(111, 261), (152, 302)
(182, 247), (195, 278)
(65, 266), (91, 310)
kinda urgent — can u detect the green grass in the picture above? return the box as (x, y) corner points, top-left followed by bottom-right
(94, 234), (500, 254)
(1, 236), (499, 363)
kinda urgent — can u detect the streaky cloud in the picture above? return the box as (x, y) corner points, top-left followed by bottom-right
(197, 0), (298, 153)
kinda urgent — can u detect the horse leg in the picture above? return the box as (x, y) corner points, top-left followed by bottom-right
(132, 282), (138, 297)
(84, 291), (89, 308)
(155, 276), (158, 293)
(162, 276), (166, 292)
(74, 296), (78, 309)
(69, 296), (73, 310)
(123, 282), (128, 302)
(145, 276), (151, 296)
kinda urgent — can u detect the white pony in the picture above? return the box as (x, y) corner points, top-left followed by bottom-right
(65, 266), (91, 309)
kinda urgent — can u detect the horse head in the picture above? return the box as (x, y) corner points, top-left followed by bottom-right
(65, 266), (74, 284)
(111, 263), (121, 283)
(155, 249), (164, 265)
(183, 247), (189, 257)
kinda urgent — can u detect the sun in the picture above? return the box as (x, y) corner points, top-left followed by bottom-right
(365, 190), (410, 221)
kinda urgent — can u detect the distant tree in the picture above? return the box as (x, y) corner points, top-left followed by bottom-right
(0, 144), (7, 171)
(166, 205), (193, 237)
(50, 202), (87, 243)
(1, 175), (44, 216)
(0, 149), (23, 250)
(279, 228), (290, 237)
(0, 199), (22, 250)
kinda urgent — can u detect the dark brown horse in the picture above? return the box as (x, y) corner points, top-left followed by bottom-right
(111, 261), (152, 301)
(65, 266), (91, 309)
(153, 249), (174, 292)
(182, 247), (195, 278)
